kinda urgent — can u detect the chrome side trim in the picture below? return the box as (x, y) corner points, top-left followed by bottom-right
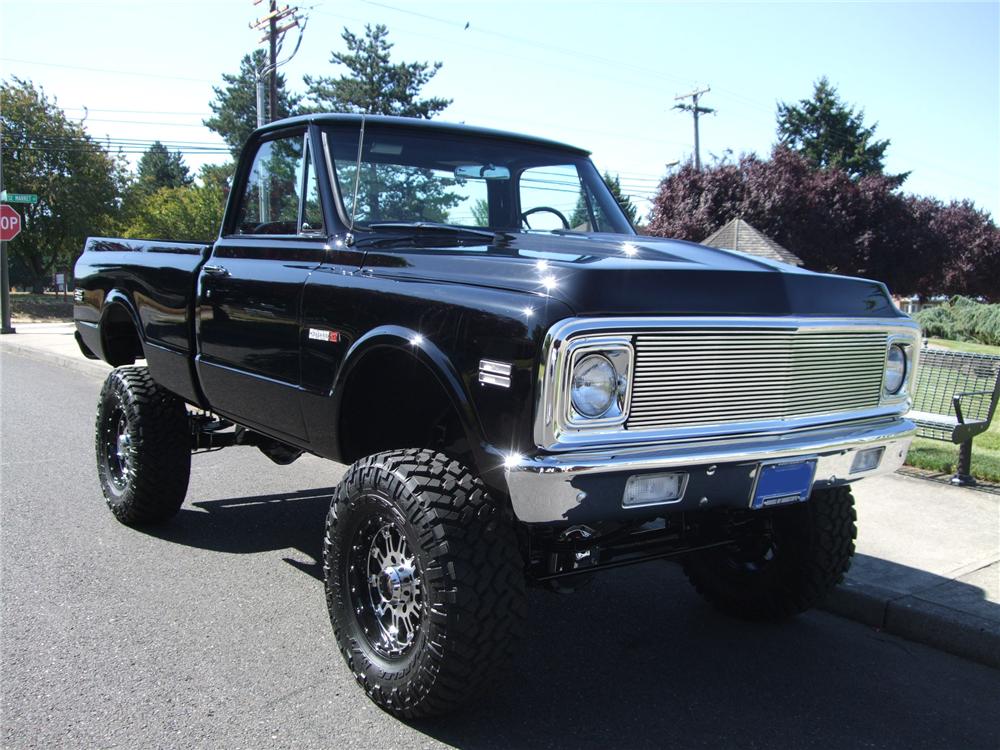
(479, 359), (512, 388)
(534, 316), (921, 452)
(507, 417), (915, 523)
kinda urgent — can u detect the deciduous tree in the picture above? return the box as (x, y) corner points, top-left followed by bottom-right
(121, 184), (225, 244)
(646, 147), (999, 300)
(1, 78), (122, 291)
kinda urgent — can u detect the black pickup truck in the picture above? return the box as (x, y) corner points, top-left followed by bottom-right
(75, 113), (920, 718)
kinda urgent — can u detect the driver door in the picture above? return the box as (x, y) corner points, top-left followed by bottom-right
(196, 128), (325, 440)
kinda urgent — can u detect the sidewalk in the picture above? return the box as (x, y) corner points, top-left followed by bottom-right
(828, 474), (999, 668)
(2, 322), (998, 669)
(0, 322), (109, 377)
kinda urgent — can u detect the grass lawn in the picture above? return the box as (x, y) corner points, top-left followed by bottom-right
(906, 338), (1000, 482)
(927, 337), (1000, 356)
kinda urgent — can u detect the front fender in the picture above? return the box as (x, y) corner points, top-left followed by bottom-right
(330, 325), (486, 454)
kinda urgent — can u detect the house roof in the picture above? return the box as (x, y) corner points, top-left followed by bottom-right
(701, 218), (804, 266)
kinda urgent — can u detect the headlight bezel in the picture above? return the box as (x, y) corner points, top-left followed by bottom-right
(881, 336), (916, 403)
(884, 343), (907, 395)
(562, 336), (633, 430)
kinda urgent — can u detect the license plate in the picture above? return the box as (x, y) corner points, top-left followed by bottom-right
(751, 459), (817, 510)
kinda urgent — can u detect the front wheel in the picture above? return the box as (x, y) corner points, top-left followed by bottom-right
(682, 485), (857, 620)
(324, 449), (526, 718)
(95, 366), (190, 526)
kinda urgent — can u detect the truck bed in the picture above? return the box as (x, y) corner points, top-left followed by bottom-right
(74, 237), (210, 405)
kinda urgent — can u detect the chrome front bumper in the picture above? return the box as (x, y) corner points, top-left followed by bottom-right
(504, 418), (915, 524)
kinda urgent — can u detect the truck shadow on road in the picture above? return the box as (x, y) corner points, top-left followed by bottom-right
(142, 488), (336, 581)
(138, 485), (1000, 749)
(413, 569), (1000, 750)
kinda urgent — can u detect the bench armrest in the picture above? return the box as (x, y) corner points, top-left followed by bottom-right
(952, 389), (998, 424)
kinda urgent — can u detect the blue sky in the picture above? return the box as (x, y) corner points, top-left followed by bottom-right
(1, 0), (997, 220)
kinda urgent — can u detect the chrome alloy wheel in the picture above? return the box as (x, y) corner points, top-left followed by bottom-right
(349, 511), (423, 659)
(102, 405), (132, 491)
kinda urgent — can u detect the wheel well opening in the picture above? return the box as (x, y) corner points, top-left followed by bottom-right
(338, 347), (473, 468)
(101, 304), (144, 366)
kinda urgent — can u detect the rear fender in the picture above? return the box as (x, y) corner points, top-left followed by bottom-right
(99, 291), (145, 365)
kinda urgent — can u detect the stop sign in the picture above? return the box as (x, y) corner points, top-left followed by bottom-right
(0, 204), (22, 241)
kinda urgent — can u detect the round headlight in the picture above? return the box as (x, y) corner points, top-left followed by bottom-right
(884, 344), (907, 394)
(571, 354), (618, 418)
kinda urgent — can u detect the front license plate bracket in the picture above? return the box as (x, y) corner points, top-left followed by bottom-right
(750, 458), (818, 510)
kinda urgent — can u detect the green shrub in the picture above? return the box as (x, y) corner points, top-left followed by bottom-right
(915, 297), (1000, 347)
(915, 305), (956, 340)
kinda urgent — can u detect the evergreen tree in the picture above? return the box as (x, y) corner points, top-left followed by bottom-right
(306, 25), (456, 224)
(470, 198), (490, 227)
(777, 77), (907, 184)
(604, 172), (638, 224)
(304, 24), (450, 118)
(136, 141), (191, 190)
(204, 50), (300, 157)
(569, 172), (639, 229)
(198, 162), (235, 194)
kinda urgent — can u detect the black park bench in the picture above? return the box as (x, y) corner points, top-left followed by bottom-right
(909, 347), (1000, 486)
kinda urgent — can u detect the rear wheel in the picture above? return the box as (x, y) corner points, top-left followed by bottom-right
(682, 486), (857, 620)
(95, 366), (190, 526)
(324, 449), (526, 718)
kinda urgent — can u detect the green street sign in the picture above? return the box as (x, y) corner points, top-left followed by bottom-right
(0, 191), (38, 204)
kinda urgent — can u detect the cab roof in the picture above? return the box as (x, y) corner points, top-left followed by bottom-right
(254, 113), (591, 156)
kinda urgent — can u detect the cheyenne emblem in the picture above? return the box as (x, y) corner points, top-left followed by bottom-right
(308, 328), (341, 343)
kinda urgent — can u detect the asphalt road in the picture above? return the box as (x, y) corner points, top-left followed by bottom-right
(2, 350), (998, 750)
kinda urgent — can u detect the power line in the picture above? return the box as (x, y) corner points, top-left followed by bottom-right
(0, 57), (215, 83)
(360, 0), (693, 87)
(63, 107), (213, 116)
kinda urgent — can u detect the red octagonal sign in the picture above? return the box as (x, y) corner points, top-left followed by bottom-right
(0, 204), (22, 241)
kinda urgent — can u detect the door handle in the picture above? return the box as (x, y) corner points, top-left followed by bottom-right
(203, 264), (230, 277)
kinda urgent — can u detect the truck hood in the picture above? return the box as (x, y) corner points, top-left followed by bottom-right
(361, 231), (902, 319)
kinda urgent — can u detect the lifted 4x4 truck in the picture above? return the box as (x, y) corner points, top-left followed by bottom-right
(75, 114), (920, 718)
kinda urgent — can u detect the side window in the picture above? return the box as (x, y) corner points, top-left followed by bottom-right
(301, 146), (324, 234)
(234, 133), (311, 235)
(519, 164), (590, 232)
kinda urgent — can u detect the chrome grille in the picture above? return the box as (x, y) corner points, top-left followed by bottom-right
(627, 329), (888, 430)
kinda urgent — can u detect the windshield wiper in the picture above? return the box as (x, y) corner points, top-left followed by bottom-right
(367, 222), (500, 241)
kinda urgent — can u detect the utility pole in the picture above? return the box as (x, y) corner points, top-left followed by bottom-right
(250, 0), (306, 126)
(268, 0), (278, 123)
(673, 87), (715, 171)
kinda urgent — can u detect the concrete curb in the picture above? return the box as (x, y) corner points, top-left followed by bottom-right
(822, 580), (1000, 669)
(0, 340), (110, 380)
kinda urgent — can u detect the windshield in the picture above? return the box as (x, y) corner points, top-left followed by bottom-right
(321, 124), (634, 235)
